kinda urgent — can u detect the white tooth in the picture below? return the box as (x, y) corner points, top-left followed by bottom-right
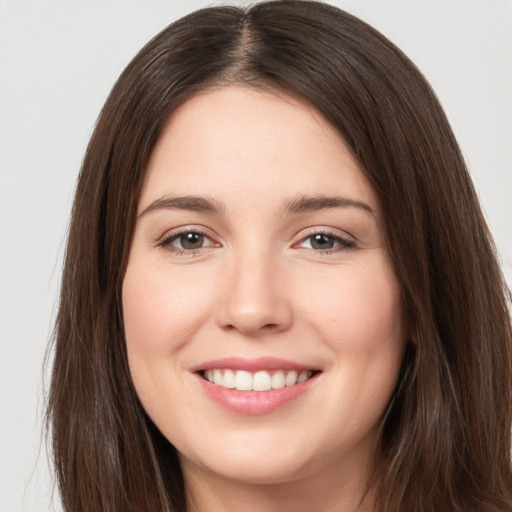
(213, 369), (223, 386)
(235, 370), (253, 390)
(207, 370), (215, 383)
(253, 371), (272, 391)
(285, 370), (298, 386)
(297, 370), (309, 383)
(271, 370), (285, 389)
(222, 369), (235, 388)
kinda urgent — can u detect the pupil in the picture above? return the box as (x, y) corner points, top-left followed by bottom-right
(181, 232), (203, 249)
(311, 234), (333, 250)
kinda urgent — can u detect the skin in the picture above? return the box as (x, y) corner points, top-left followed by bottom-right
(122, 86), (407, 512)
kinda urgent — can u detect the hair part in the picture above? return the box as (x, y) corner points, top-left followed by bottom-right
(47, 2), (512, 511)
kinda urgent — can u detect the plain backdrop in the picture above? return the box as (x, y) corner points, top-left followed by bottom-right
(1, 1), (511, 511)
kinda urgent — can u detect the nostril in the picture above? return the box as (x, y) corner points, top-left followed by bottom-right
(215, 280), (294, 335)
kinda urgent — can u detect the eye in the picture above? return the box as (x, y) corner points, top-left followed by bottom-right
(159, 229), (216, 254)
(298, 232), (355, 253)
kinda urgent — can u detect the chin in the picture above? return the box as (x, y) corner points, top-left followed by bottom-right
(174, 424), (308, 481)
(184, 449), (313, 486)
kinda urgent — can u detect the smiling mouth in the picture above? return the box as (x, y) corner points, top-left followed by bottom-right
(200, 369), (320, 391)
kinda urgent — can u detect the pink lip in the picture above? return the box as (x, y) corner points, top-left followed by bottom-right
(190, 356), (315, 373)
(190, 357), (321, 416)
(196, 376), (317, 415)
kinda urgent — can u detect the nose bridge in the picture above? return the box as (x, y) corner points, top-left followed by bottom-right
(216, 237), (292, 335)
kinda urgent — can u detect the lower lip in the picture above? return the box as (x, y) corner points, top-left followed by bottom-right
(195, 373), (319, 415)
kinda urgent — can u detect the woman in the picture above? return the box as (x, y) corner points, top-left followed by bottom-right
(47, 1), (512, 511)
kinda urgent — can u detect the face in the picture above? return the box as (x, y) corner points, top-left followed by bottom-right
(123, 86), (406, 490)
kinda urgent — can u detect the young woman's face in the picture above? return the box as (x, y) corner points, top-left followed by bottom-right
(123, 86), (406, 490)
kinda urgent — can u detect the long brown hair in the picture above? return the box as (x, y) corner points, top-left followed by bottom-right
(47, 1), (512, 511)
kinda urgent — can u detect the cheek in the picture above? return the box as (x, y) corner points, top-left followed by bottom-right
(122, 263), (214, 355)
(302, 257), (404, 347)
(121, 262), (210, 415)
(301, 258), (406, 418)
(122, 261), (213, 425)
(341, 280), (403, 351)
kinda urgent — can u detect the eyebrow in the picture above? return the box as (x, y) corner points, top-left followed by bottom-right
(138, 195), (226, 218)
(283, 195), (376, 216)
(138, 193), (375, 218)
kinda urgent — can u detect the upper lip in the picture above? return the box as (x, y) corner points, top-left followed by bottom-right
(190, 356), (318, 373)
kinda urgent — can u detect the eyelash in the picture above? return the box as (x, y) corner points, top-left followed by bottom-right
(158, 228), (216, 257)
(296, 230), (356, 254)
(158, 229), (356, 256)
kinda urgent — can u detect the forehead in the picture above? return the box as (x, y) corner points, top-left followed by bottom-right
(140, 85), (377, 214)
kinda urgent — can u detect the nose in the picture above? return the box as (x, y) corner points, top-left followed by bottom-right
(215, 247), (293, 337)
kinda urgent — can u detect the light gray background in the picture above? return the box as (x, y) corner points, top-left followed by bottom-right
(1, 1), (511, 511)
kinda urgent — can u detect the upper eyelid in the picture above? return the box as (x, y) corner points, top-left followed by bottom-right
(294, 225), (356, 242)
(295, 233), (355, 249)
(157, 225), (218, 243)
(155, 225), (357, 249)
(157, 228), (219, 257)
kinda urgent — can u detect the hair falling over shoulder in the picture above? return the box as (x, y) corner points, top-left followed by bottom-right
(46, 1), (512, 511)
